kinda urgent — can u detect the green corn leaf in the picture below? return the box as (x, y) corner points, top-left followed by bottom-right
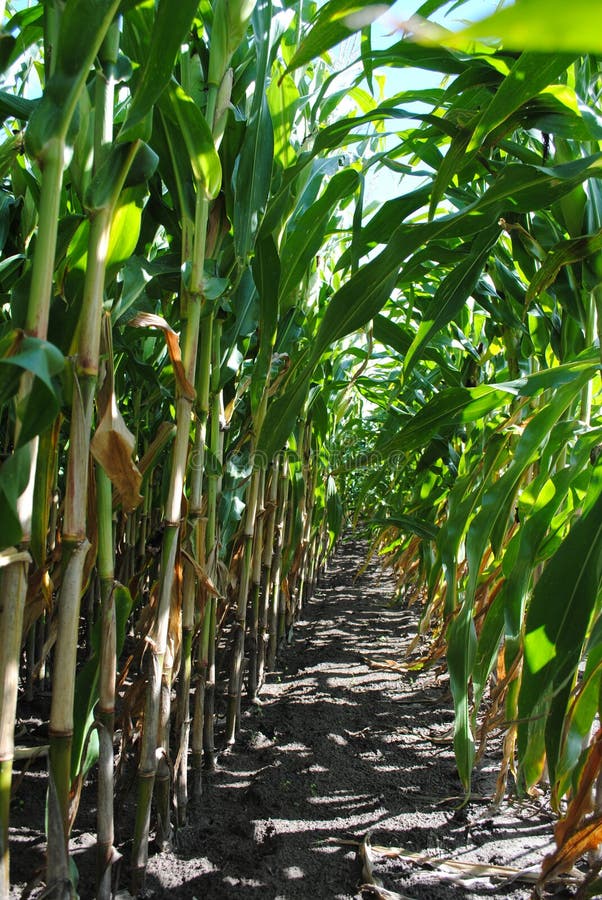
(153, 109), (196, 223)
(351, 154), (602, 270)
(125, 141), (160, 189)
(445, 379), (594, 795)
(251, 234), (281, 418)
(0, 335), (65, 447)
(25, 0), (121, 159)
(360, 23), (374, 93)
(380, 354), (599, 459)
(85, 141), (157, 211)
(267, 62), (300, 170)
(428, 129), (472, 222)
(543, 467), (602, 787)
(0, 445), (32, 550)
(326, 475), (344, 546)
(66, 186), (146, 284)
(403, 226), (499, 382)
(369, 37), (469, 76)
(111, 256), (179, 325)
(464, 371), (594, 600)
(257, 234), (420, 462)
(284, 0), (395, 76)
(372, 314), (461, 385)
(0, 90), (37, 123)
(4, 6), (43, 78)
(119, 0), (200, 142)
(279, 168), (360, 308)
(473, 463), (581, 710)
(0, 34), (16, 76)
(233, 0), (274, 264)
(254, 357), (312, 468)
(31, 419), (61, 569)
(161, 83), (221, 199)
(234, 97), (274, 260)
(54, 0), (118, 79)
(314, 239), (402, 356)
(467, 53), (577, 153)
(437, 434), (509, 616)
(526, 227), (602, 306)
(438, 0), (602, 54)
(368, 515), (438, 541)
(208, 0), (257, 88)
(518, 479), (602, 787)
(313, 105), (429, 156)
(447, 600), (477, 793)
(555, 639), (602, 799)
(345, 185), (432, 251)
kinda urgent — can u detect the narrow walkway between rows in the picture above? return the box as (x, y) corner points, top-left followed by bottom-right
(137, 537), (555, 899)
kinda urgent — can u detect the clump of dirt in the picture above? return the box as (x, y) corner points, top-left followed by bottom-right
(9, 537), (573, 899)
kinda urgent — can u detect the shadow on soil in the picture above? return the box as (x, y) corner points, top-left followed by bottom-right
(10, 537), (568, 900)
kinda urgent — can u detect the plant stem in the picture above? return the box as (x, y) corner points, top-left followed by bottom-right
(258, 459), (279, 690)
(189, 315), (213, 798)
(226, 465), (261, 744)
(581, 288), (597, 423)
(131, 523), (179, 892)
(202, 317), (222, 773)
(47, 537), (91, 892)
(48, 23), (130, 880)
(268, 458), (289, 670)
(247, 469), (265, 701)
(132, 74), (220, 886)
(96, 463), (116, 900)
(0, 555), (30, 900)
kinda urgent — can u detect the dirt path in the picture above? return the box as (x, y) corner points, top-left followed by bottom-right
(11, 537), (564, 899)
(141, 537), (560, 899)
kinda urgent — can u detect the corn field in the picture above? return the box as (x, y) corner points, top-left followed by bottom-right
(1, 0), (602, 896)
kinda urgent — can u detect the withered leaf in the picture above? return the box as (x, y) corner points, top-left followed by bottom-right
(91, 393), (142, 512)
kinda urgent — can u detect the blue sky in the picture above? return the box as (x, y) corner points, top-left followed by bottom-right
(356, 1), (502, 203)
(376, 0), (502, 37)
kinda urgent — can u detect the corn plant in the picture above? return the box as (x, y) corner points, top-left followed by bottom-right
(1, 0), (602, 897)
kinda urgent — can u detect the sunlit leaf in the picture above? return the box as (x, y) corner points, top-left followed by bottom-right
(436, 0), (602, 54)
(285, 0), (395, 76)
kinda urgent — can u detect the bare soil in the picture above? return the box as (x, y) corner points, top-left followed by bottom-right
(9, 537), (576, 899)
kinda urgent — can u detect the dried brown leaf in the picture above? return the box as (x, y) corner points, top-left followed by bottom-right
(181, 547), (223, 597)
(358, 832), (413, 899)
(555, 729), (602, 846)
(333, 837), (580, 888)
(541, 815), (602, 885)
(129, 313), (195, 400)
(91, 394), (142, 512)
(138, 421), (177, 479)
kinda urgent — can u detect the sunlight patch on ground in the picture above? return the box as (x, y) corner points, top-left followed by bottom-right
(213, 779), (252, 789)
(327, 732), (348, 746)
(263, 804), (403, 833)
(283, 865), (305, 879)
(278, 742), (313, 755)
(286, 694), (358, 707)
(313, 843), (342, 855)
(307, 792), (379, 809)
(223, 875), (266, 889)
